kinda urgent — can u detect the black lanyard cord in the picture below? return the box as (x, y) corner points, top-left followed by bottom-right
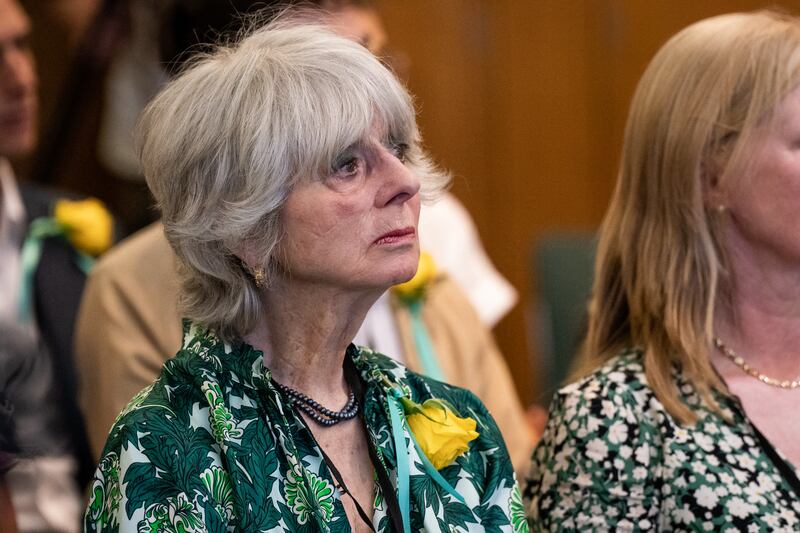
(317, 442), (377, 531)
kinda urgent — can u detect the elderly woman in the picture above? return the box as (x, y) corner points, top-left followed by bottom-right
(525, 10), (800, 531)
(83, 19), (524, 533)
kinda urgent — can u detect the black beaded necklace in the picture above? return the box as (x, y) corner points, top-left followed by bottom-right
(273, 380), (359, 426)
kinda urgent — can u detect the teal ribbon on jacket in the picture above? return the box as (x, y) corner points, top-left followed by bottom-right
(17, 217), (94, 324)
(406, 300), (445, 381)
(386, 387), (466, 533)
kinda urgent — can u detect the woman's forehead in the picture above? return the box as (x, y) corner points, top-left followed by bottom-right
(364, 119), (393, 141)
(342, 118), (397, 149)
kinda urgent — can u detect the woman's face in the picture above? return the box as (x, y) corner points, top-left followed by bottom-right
(277, 126), (421, 292)
(721, 84), (800, 268)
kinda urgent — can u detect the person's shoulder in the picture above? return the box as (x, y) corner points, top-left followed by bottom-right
(100, 381), (171, 458)
(18, 182), (76, 221)
(356, 345), (469, 397)
(99, 345), (213, 453)
(101, 324), (263, 437)
(408, 366), (488, 415)
(547, 349), (665, 434)
(560, 349), (650, 397)
(111, 353), (198, 417)
(526, 357), (668, 529)
(108, 323), (230, 418)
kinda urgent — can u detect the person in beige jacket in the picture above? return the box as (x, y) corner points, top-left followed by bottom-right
(75, 222), (536, 477)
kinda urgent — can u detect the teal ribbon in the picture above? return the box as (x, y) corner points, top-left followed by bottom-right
(17, 217), (95, 324)
(387, 388), (411, 533)
(386, 386), (466, 533)
(407, 300), (445, 381)
(410, 434), (465, 504)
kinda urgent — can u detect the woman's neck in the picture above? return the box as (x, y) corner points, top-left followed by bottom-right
(243, 277), (381, 406)
(715, 234), (800, 376)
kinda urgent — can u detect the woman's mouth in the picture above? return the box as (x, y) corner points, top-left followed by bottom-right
(374, 227), (416, 245)
(0, 106), (34, 132)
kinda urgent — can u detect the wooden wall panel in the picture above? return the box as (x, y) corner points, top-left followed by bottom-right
(24, 0), (800, 406)
(484, 1), (601, 403)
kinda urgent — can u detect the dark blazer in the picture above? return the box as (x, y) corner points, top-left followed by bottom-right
(17, 183), (94, 486)
(0, 322), (64, 471)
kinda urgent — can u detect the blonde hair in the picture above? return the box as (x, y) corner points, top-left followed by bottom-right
(138, 19), (448, 340)
(578, 11), (800, 423)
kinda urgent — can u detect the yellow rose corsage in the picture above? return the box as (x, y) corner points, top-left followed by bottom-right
(18, 197), (113, 325)
(54, 198), (114, 256)
(403, 397), (480, 470)
(383, 376), (477, 533)
(382, 377), (479, 469)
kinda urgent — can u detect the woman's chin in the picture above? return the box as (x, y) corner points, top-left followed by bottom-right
(395, 263), (421, 284)
(369, 268), (417, 290)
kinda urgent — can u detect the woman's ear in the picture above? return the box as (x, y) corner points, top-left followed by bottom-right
(701, 153), (728, 210)
(232, 241), (259, 273)
(234, 243), (268, 288)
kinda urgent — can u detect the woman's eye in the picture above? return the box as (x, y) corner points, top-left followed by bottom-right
(389, 142), (410, 163)
(332, 155), (361, 178)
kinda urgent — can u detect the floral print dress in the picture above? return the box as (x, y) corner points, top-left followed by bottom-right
(84, 322), (528, 532)
(524, 350), (800, 532)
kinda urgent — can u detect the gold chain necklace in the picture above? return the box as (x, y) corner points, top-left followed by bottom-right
(713, 337), (800, 389)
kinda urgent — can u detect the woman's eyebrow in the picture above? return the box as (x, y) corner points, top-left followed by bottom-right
(336, 140), (365, 156)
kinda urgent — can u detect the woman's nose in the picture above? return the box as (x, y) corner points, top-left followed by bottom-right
(1, 47), (36, 98)
(375, 148), (421, 207)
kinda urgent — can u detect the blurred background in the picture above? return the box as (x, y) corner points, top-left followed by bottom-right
(17, 0), (800, 408)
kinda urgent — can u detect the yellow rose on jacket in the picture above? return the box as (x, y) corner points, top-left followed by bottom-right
(54, 198), (113, 256)
(393, 251), (436, 301)
(406, 399), (479, 470)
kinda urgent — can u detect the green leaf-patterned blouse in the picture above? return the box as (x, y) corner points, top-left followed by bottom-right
(524, 350), (800, 531)
(84, 322), (528, 532)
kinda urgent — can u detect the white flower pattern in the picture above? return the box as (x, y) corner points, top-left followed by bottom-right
(524, 350), (800, 531)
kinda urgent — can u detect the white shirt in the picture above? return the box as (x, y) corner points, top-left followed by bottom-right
(0, 158), (26, 322)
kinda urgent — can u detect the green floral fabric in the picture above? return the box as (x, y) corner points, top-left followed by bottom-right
(84, 322), (527, 532)
(524, 350), (800, 532)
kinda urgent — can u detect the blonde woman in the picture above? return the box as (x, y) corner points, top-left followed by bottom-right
(525, 11), (800, 530)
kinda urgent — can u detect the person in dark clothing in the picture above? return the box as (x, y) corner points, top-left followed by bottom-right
(1, 0), (112, 529)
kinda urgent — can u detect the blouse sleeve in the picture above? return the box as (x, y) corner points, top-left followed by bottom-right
(524, 374), (665, 531)
(83, 402), (230, 532)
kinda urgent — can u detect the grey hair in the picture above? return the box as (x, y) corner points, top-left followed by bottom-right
(137, 19), (449, 340)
